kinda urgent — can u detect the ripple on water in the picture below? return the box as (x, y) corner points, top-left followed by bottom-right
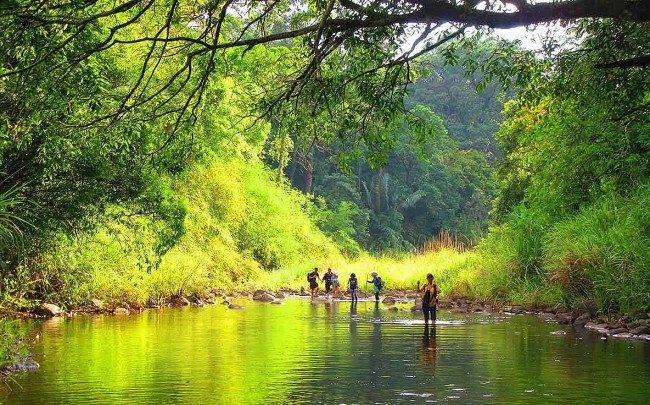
(2, 298), (649, 405)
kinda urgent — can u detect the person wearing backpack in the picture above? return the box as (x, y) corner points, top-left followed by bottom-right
(307, 267), (321, 298)
(347, 273), (359, 301)
(417, 273), (441, 324)
(367, 272), (383, 301)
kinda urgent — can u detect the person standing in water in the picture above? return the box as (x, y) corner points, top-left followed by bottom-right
(307, 267), (321, 298)
(347, 273), (359, 301)
(322, 267), (333, 295)
(331, 271), (341, 295)
(417, 273), (440, 324)
(367, 272), (383, 301)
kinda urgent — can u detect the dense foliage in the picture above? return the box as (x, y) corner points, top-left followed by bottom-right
(474, 20), (650, 314)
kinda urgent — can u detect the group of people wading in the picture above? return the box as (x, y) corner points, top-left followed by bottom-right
(307, 268), (441, 324)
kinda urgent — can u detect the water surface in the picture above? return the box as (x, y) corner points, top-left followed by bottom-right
(2, 298), (649, 404)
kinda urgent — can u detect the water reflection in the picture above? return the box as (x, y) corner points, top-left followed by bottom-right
(2, 298), (650, 405)
(420, 325), (438, 367)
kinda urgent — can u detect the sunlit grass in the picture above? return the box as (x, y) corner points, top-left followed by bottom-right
(261, 249), (479, 298)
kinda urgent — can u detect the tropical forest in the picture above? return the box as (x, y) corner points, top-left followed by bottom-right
(1, 1), (649, 403)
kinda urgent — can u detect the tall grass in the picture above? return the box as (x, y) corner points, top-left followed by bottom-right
(473, 185), (650, 314)
(544, 187), (650, 314)
(261, 248), (479, 298)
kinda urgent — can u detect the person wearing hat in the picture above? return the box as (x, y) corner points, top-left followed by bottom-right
(417, 273), (440, 324)
(367, 272), (384, 301)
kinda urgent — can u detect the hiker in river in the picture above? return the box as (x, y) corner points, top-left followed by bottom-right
(308, 267), (321, 298)
(347, 273), (359, 301)
(323, 267), (333, 295)
(331, 271), (341, 295)
(367, 272), (384, 301)
(417, 273), (441, 324)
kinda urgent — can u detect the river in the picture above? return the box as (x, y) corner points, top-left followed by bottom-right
(2, 298), (649, 404)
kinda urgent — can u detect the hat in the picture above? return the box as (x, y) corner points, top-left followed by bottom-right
(371, 272), (377, 277)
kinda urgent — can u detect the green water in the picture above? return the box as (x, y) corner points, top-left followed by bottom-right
(2, 298), (649, 404)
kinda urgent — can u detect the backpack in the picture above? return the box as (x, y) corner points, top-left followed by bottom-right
(306, 272), (311, 282)
(374, 276), (384, 290)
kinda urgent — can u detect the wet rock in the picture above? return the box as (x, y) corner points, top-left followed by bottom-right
(410, 305), (421, 312)
(170, 296), (191, 306)
(189, 296), (205, 306)
(33, 303), (61, 317)
(90, 298), (105, 311)
(550, 330), (566, 335)
(585, 322), (609, 330)
(388, 307), (399, 312)
(612, 333), (634, 339)
(573, 312), (591, 328)
(332, 292), (346, 300)
(382, 297), (396, 305)
(634, 312), (649, 320)
(630, 326), (650, 335)
(205, 298), (215, 305)
(638, 334), (650, 341)
(573, 300), (598, 318)
(114, 307), (130, 315)
(147, 298), (161, 308)
(270, 300), (283, 305)
(538, 312), (556, 321)
(274, 291), (285, 299)
(608, 327), (628, 335)
(556, 313), (572, 325)
(253, 292), (276, 302)
(1, 359), (40, 374)
(437, 300), (452, 309)
(228, 304), (245, 309)
(120, 302), (132, 311)
(221, 299), (230, 305)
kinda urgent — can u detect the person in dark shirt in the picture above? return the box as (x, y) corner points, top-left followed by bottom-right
(308, 267), (321, 298)
(347, 273), (359, 301)
(322, 267), (333, 295)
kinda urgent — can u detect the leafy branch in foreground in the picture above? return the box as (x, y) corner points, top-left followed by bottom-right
(2, 0), (650, 143)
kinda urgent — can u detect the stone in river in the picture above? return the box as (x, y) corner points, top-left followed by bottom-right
(33, 303), (61, 317)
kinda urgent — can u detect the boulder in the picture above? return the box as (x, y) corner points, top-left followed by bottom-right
(275, 291), (286, 299)
(573, 300), (598, 318)
(253, 292), (276, 302)
(387, 306), (399, 312)
(538, 312), (556, 321)
(630, 325), (650, 335)
(90, 298), (105, 311)
(612, 333), (634, 339)
(382, 296), (396, 305)
(556, 313), (573, 325)
(270, 300), (283, 305)
(33, 303), (61, 317)
(608, 327), (628, 335)
(228, 304), (245, 309)
(170, 296), (191, 306)
(573, 312), (591, 328)
(114, 307), (130, 315)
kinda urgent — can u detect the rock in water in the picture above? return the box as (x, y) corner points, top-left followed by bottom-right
(33, 303), (61, 317)
(253, 292), (276, 302)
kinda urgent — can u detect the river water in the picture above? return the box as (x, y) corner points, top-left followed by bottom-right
(2, 298), (649, 404)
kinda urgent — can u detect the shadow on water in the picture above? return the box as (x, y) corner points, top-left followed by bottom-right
(1, 298), (650, 404)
